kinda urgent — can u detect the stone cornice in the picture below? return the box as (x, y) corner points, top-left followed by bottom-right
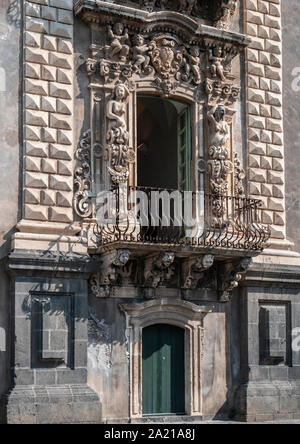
(242, 263), (300, 288)
(74, 0), (250, 48)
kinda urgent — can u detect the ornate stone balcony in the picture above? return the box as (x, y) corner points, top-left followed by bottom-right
(94, 186), (270, 255)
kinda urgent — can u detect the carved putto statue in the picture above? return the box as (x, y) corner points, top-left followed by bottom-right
(209, 46), (226, 81)
(132, 34), (151, 73)
(107, 23), (130, 62)
(185, 46), (201, 84)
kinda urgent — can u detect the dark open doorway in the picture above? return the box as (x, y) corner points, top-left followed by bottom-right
(137, 95), (191, 191)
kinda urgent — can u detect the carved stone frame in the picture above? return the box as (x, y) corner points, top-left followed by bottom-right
(120, 298), (212, 418)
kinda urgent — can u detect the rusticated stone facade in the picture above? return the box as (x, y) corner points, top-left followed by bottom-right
(245, 0), (287, 244)
(0, 0), (300, 425)
(24, 0), (74, 224)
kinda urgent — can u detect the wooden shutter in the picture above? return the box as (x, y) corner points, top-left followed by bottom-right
(177, 107), (191, 191)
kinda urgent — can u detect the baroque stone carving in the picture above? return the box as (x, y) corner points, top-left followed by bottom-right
(86, 29), (202, 96)
(74, 129), (103, 218)
(88, 310), (112, 369)
(132, 34), (151, 74)
(143, 252), (175, 298)
(214, 0), (237, 30)
(74, 130), (93, 218)
(205, 44), (240, 106)
(181, 254), (214, 289)
(204, 40), (244, 215)
(107, 23), (130, 62)
(218, 257), (252, 302)
(106, 83), (135, 184)
(149, 35), (182, 95)
(90, 249), (131, 297)
(207, 104), (233, 217)
(138, 0), (199, 15)
(234, 152), (245, 197)
(126, 0), (238, 29)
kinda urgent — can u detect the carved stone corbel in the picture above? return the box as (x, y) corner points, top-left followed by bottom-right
(143, 251), (175, 299)
(218, 257), (252, 302)
(181, 254), (215, 290)
(90, 249), (131, 297)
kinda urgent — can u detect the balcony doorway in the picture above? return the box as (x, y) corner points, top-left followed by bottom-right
(137, 95), (191, 191)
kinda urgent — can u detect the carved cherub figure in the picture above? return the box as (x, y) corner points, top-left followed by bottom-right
(108, 23), (130, 62)
(132, 34), (150, 73)
(209, 46), (226, 81)
(186, 46), (201, 84)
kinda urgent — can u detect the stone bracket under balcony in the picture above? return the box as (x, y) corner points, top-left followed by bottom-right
(89, 247), (253, 302)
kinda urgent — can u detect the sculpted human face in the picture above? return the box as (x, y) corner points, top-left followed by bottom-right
(202, 254), (214, 269)
(114, 23), (123, 36)
(162, 252), (174, 268)
(216, 47), (222, 57)
(215, 105), (225, 121)
(135, 35), (144, 46)
(116, 85), (126, 100)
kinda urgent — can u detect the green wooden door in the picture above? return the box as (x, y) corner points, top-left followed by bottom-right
(177, 107), (191, 191)
(142, 324), (185, 416)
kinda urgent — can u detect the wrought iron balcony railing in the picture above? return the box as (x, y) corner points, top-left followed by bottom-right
(94, 186), (270, 252)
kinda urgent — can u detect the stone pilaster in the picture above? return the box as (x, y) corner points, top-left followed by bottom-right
(244, 0), (286, 245)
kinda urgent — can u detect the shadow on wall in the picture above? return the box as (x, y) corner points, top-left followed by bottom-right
(0, 328), (5, 352)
